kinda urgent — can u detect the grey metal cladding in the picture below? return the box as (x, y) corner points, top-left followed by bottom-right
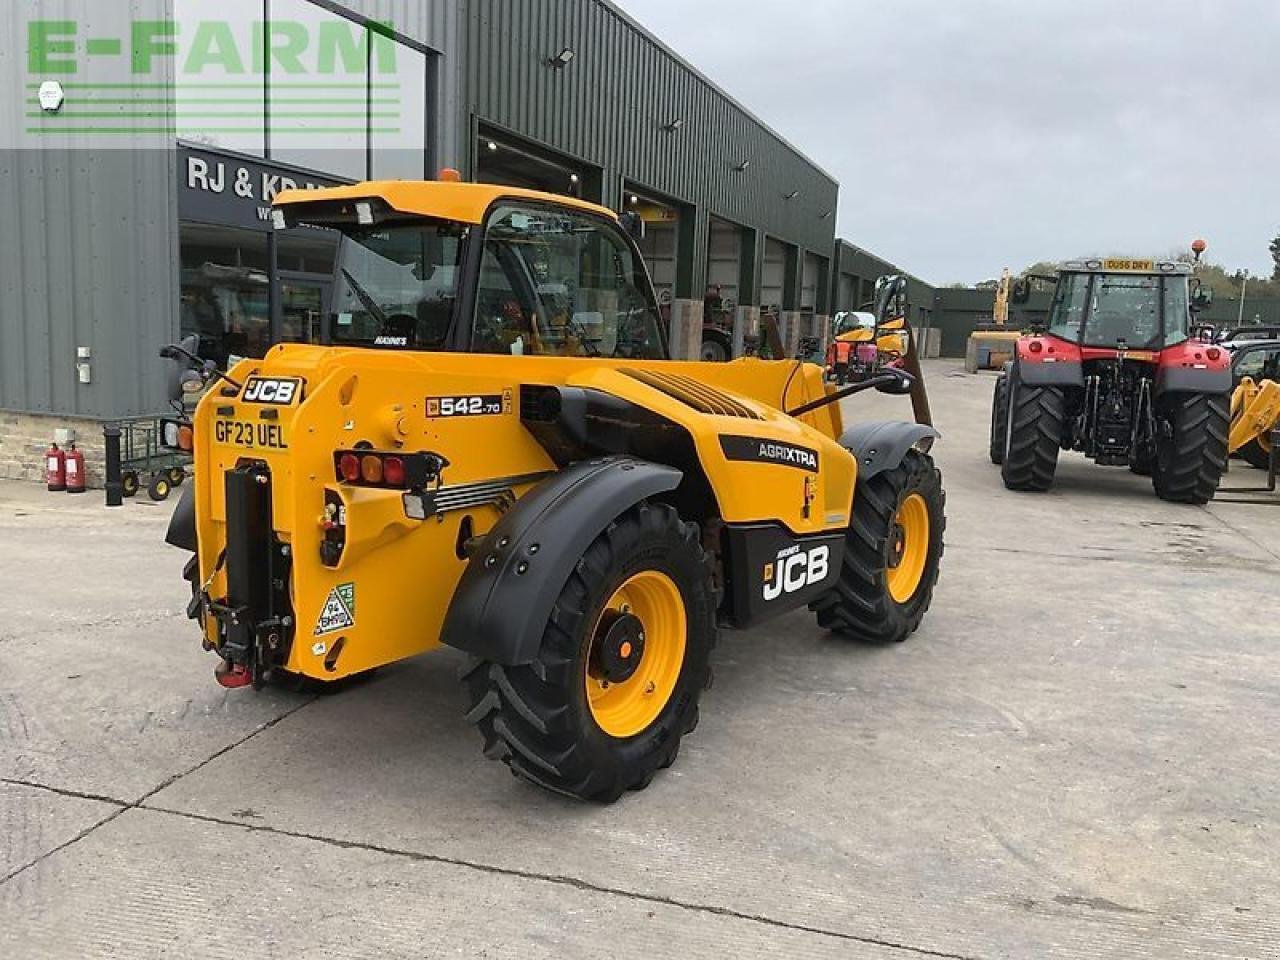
(463, 0), (839, 254)
(0, 0), (179, 419)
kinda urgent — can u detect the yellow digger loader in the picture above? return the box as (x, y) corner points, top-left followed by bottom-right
(163, 179), (946, 801)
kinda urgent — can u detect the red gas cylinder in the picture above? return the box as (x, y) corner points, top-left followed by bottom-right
(45, 444), (66, 492)
(64, 444), (87, 494)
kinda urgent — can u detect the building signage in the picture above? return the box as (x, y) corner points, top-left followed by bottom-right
(178, 144), (346, 232)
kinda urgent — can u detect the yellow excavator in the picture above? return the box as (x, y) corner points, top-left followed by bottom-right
(964, 269), (1024, 372)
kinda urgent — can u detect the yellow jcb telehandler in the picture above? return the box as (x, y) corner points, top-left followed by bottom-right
(162, 179), (947, 802)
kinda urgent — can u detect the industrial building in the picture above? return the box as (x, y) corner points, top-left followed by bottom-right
(3, 0), (863, 484)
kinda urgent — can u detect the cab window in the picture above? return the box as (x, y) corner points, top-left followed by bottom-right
(1235, 347), (1280, 384)
(472, 205), (667, 358)
(1047, 273), (1088, 343)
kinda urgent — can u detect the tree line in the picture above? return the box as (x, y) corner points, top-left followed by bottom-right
(951, 234), (1280, 298)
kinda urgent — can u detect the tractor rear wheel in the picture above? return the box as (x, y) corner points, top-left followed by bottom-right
(1001, 383), (1064, 492)
(811, 449), (945, 643)
(1152, 393), (1230, 504)
(989, 373), (1010, 464)
(1240, 437), (1273, 471)
(463, 501), (716, 802)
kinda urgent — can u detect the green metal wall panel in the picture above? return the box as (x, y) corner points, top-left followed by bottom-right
(463, 0), (839, 283)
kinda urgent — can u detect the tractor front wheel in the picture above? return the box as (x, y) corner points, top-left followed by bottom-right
(1152, 393), (1230, 504)
(811, 449), (945, 643)
(1001, 383), (1064, 492)
(989, 373), (1010, 464)
(463, 501), (716, 802)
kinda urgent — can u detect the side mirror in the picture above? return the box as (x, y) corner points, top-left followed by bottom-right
(874, 369), (916, 396)
(162, 334), (203, 403)
(619, 211), (646, 242)
(1191, 285), (1214, 312)
(1011, 278), (1032, 305)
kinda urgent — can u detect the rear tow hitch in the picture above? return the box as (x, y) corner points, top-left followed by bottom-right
(215, 660), (254, 689)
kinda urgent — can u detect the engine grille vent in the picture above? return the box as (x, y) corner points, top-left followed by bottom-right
(622, 369), (763, 420)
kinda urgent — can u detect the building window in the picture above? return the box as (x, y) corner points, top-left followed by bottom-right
(179, 225), (271, 366)
(173, 0), (267, 156)
(173, 0), (433, 181)
(268, 0), (367, 179)
(373, 45), (428, 180)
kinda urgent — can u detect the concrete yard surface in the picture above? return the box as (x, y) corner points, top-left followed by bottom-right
(2, 359), (1278, 959)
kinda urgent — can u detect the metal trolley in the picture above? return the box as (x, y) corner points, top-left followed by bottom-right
(109, 415), (192, 501)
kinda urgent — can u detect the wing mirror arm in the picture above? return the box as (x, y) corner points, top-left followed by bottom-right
(786, 369), (917, 418)
(159, 341), (244, 394)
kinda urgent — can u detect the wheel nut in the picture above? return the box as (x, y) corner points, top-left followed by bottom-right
(645, 681), (656, 695)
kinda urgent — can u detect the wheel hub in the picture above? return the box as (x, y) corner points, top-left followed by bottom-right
(591, 611), (646, 685)
(888, 524), (907, 569)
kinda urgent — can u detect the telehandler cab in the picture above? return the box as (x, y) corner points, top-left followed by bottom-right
(164, 179), (946, 802)
(990, 258), (1230, 503)
(825, 275), (933, 426)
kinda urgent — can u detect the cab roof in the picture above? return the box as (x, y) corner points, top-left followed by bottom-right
(1060, 258), (1192, 276)
(272, 180), (617, 225)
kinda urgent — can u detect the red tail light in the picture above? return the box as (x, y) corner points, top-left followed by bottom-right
(333, 450), (448, 490)
(382, 456), (406, 487)
(1206, 347), (1221, 361)
(338, 453), (361, 482)
(1028, 340), (1044, 354)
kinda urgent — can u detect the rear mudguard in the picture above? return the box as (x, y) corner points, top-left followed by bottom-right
(441, 456), (682, 665)
(1155, 366), (1232, 395)
(841, 421), (940, 481)
(166, 485), (198, 552)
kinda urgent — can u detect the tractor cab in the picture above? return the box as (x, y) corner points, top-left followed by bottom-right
(1040, 259), (1195, 357)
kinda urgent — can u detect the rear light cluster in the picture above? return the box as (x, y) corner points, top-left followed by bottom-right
(333, 450), (446, 490)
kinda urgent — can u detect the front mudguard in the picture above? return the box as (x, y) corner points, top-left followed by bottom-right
(166, 485), (198, 552)
(841, 421), (941, 481)
(441, 457), (682, 666)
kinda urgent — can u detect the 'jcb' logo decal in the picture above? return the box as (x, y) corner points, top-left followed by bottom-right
(242, 377), (303, 405)
(763, 545), (830, 601)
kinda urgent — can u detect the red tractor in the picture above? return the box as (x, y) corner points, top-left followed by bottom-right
(990, 257), (1230, 503)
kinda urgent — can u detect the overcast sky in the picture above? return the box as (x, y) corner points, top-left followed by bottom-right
(615, 0), (1278, 285)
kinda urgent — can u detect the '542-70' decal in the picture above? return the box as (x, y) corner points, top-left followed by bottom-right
(427, 391), (513, 418)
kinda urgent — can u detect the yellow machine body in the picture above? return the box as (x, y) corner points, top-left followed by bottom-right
(190, 347), (851, 680)
(1230, 376), (1280, 456)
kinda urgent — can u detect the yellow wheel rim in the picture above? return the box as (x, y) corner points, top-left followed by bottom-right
(886, 493), (930, 604)
(586, 570), (686, 739)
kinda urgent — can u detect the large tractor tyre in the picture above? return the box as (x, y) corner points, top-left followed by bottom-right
(463, 501), (716, 802)
(1240, 437), (1273, 471)
(1152, 393), (1230, 504)
(1129, 456), (1153, 477)
(1001, 383), (1065, 492)
(989, 374), (1010, 465)
(811, 449), (945, 644)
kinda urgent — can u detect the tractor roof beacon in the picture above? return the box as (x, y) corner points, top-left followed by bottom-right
(989, 254), (1232, 504)
(163, 179), (948, 803)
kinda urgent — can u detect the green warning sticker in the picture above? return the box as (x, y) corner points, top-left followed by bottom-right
(315, 583), (355, 636)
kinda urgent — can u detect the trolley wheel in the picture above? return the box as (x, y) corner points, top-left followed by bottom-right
(121, 471), (140, 498)
(148, 473), (173, 502)
(168, 466), (187, 487)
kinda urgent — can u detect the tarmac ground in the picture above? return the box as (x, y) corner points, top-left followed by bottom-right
(2, 359), (1278, 959)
